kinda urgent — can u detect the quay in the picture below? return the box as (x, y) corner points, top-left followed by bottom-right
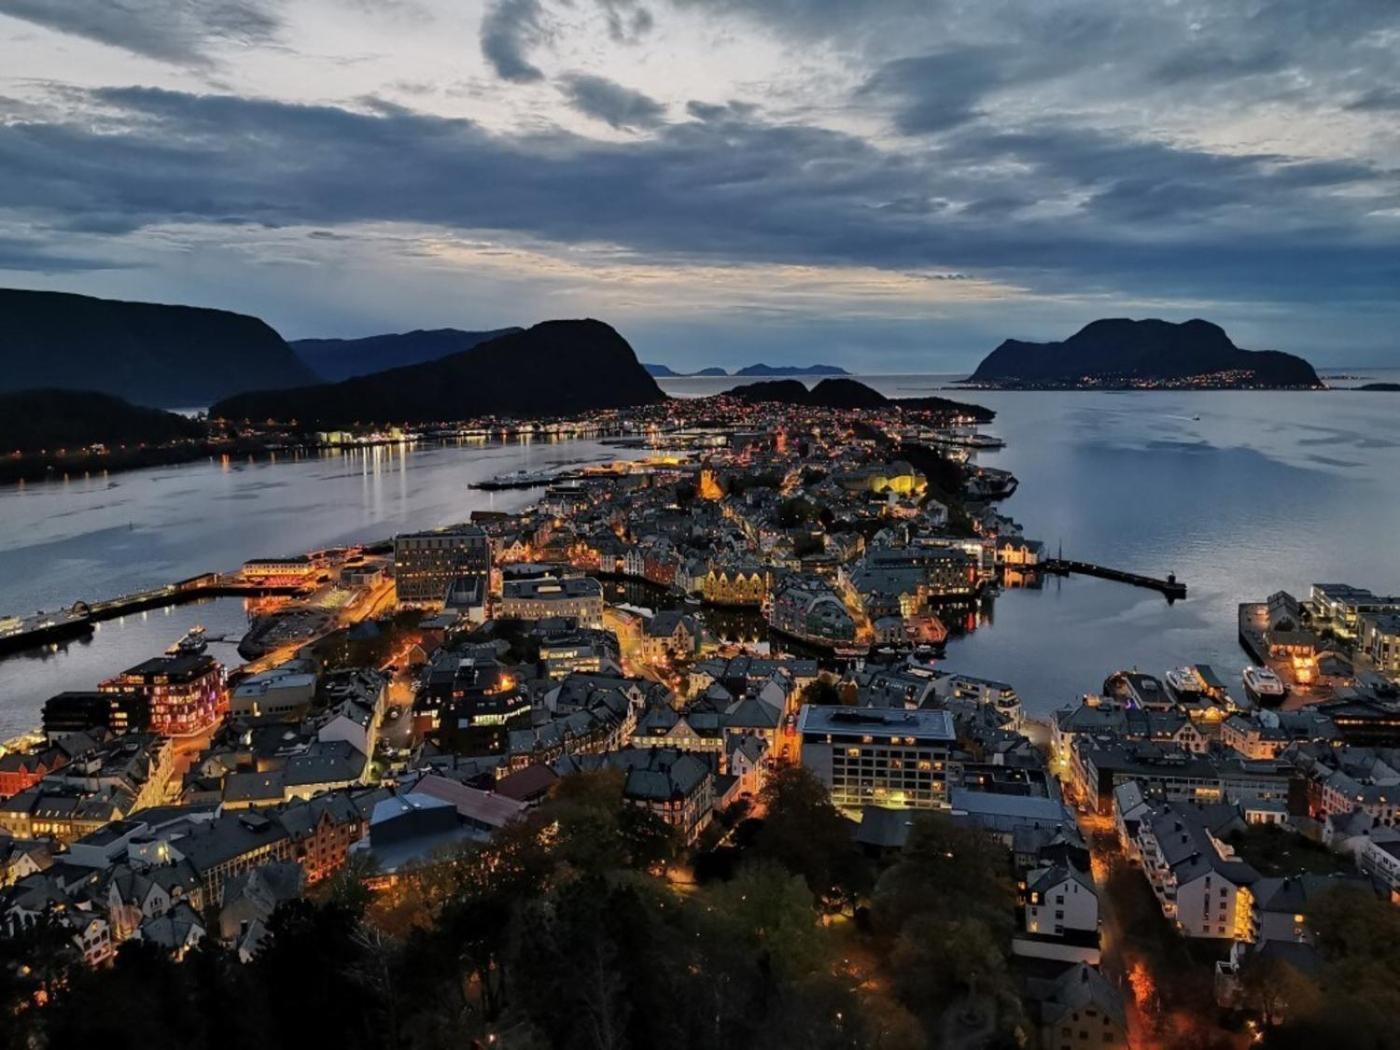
(1039, 559), (1187, 601)
(0, 573), (307, 657)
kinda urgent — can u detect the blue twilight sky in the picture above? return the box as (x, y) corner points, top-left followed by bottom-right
(0, 0), (1397, 372)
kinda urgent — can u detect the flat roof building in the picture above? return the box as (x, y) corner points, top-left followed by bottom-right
(798, 705), (957, 814)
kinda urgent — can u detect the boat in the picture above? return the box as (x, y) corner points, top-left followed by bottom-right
(1242, 666), (1287, 705)
(473, 468), (558, 491)
(964, 467), (1019, 501)
(1164, 666), (1205, 701)
(168, 626), (208, 655)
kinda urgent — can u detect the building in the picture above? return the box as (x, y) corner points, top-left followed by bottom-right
(641, 611), (701, 664)
(798, 705), (956, 813)
(1360, 612), (1400, 676)
(1023, 863), (1099, 940)
(42, 690), (150, 737)
(394, 527), (491, 607)
(240, 556), (318, 586)
(1029, 963), (1129, 1050)
(99, 654), (225, 737)
(1135, 803), (1258, 940)
(230, 665), (317, 719)
(498, 576), (604, 628)
(768, 576), (856, 646)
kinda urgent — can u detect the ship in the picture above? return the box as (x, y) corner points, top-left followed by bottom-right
(1164, 666), (1205, 701)
(964, 467), (1019, 501)
(472, 468), (558, 491)
(1242, 666), (1287, 705)
(167, 626), (208, 655)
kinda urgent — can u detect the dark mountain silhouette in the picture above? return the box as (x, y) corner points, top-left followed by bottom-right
(1357, 383), (1400, 392)
(293, 327), (521, 381)
(969, 318), (1320, 389)
(727, 377), (993, 421)
(692, 367), (728, 376)
(0, 389), (205, 453)
(0, 288), (316, 406)
(643, 363), (681, 377)
(734, 363), (850, 377)
(212, 319), (666, 426)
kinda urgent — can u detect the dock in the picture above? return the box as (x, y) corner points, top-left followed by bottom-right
(1040, 559), (1187, 601)
(0, 574), (308, 657)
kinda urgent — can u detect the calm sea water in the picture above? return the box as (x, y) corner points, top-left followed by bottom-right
(665, 372), (1400, 715)
(0, 437), (641, 735)
(2, 376), (1398, 734)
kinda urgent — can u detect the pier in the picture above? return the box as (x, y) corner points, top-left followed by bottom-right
(1039, 559), (1187, 601)
(0, 574), (308, 657)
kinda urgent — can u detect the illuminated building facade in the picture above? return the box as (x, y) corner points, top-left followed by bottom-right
(394, 527), (491, 607)
(99, 654), (225, 737)
(798, 705), (955, 813)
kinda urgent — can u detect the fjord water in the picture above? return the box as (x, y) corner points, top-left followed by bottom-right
(0, 437), (636, 735)
(666, 373), (1400, 714)
(2, 379), (1398, 733)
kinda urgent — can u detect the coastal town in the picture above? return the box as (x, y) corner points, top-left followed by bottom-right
(3, 391), (1399, 1050)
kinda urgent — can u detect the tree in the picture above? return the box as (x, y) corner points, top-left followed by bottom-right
(753, 765), (871, 909)
(1237, 953), (1320, 1030)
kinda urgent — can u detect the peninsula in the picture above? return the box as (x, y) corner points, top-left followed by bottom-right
(292, 327), (522, 382)
(966, 318), (1321, 390)
(643, 363), (849, 377)
(212, 319), (666, 426)
(0, 287), (316, 406)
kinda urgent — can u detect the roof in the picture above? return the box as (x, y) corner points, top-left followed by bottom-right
(798, 704), (955, 741)
(403, 774), (528, 830)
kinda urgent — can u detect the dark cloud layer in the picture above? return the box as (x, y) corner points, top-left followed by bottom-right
(0, 0), (278, 63)
(0, 85), (1393, 307)
(560, 73), (665, 128)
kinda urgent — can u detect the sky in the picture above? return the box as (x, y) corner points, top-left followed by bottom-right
(0, 0), (1397, 372)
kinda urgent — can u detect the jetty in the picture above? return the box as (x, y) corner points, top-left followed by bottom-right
(1040, 559), (1187, 601)
(0, 573), (307, 657)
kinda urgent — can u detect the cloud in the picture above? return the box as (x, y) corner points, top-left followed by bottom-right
(861, 48), (1013, 133)
(0, 234), (128, 273)
(0, 85), (1393, 311)
(0, 0), (278, 64)
(479, 0), (547, 82)
(560, 73), (665, 128)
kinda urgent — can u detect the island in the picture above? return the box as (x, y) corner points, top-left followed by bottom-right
(728, 377), (994, 421)
(292, 327), (521, 382)
(643, 363), (851, 377)
(0, 287), (316, 406)
(966, 318), (1321, 390)
(1357, 383), (1400, 392)
(212, 319), (666, 426)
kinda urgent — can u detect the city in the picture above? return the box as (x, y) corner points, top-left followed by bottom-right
(3, 390), (1399, 1049)
(3, 2), (1400, 1049)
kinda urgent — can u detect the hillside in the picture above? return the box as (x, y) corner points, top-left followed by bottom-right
(211, 319), (666, 426)
(0, 288), (316, 406)
(726, 377), (993, 421)
(294, 328), (521, 381)
(0, 389), (205, 453)
(969, 318), (1320, 389)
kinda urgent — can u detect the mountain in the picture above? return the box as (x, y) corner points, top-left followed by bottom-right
(643, 363), (681, 377)
(294, 328), (521, 382)
(727, 378), (993, 421)
(0, 288), (316, 407)
(969, 318), (1320, 389)
(211, 319), (666, 426)
(733, 363), (850, 377)
(0, 389), (205, 453)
